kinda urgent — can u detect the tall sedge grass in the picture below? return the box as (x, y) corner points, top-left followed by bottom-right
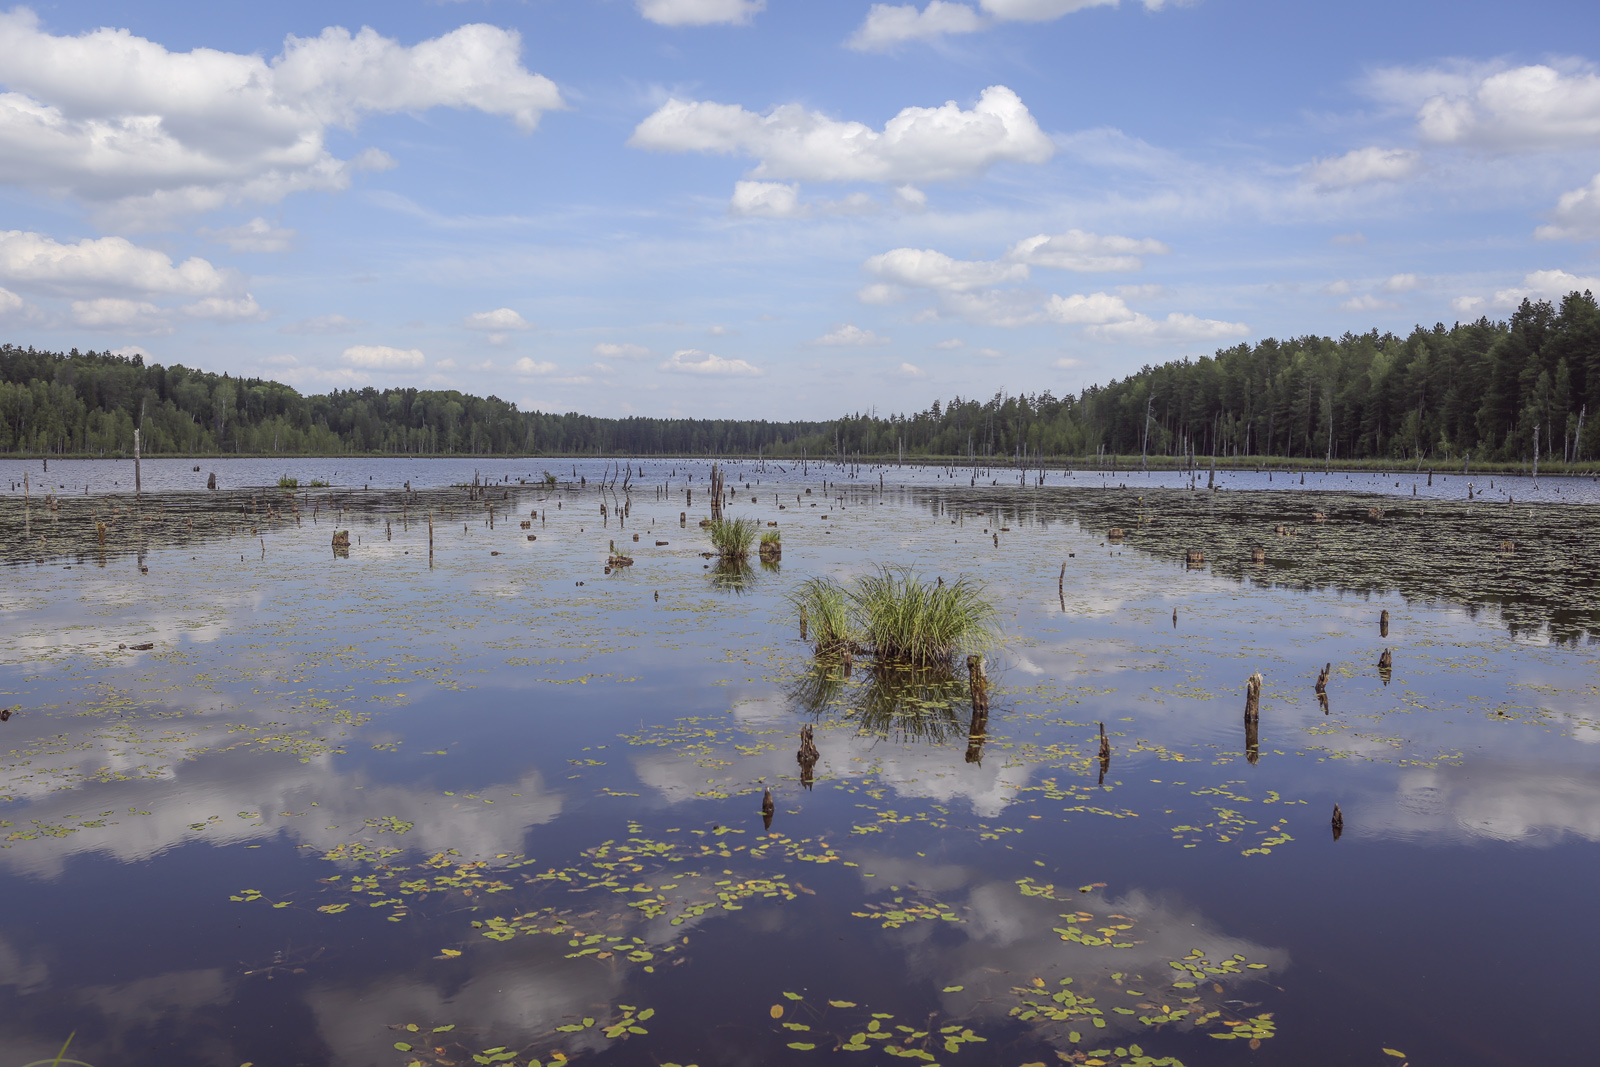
(788, 577), (855, 655)
(853, 567), (996, 666)
(760, 529), (781, 546)
(708, 517), (759, 561)
(788, 566), (996, 666)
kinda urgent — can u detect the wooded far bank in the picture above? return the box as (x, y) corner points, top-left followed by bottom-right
(3, 290), (1598, 470)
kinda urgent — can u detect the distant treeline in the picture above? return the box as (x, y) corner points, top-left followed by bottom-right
(3, 290), (1597, 464)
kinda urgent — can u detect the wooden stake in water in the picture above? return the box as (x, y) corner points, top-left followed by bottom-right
(1243, 672), (1263, 721)
(1380, 609), (1390, 637)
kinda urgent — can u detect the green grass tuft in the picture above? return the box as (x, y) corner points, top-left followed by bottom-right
(708, 517), (759, 560)
(788, 567), (996, 667)
(277, 476), (298, 489)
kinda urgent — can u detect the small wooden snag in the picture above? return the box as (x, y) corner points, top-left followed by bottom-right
(1331, 803), (1344, 841)
(967, 654), (988, 712)
(1243, 671), (1264, 721)
(1251, 545), (1266, 563)
(1378, 648), (1392, 670)
(1380, 609), (1390, 637)
(1185, 549), (1205, 567)
(1315, 662), (1330, 694)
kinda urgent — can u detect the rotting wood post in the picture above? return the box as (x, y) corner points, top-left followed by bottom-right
(1378, 648), (1392, 670)
(1245, 715), (1260, 766)
(1243, 672), (1263, 721)
(1058, 561), (1066, 600)
(1185, 549), (1205, 568)
(1380, 610), (1390, 637)
(1098, 721), (1111, 762)
(1251, 545), (1266, 563)
(967, 654), (988, 712)
(1315, 662), (1330, 694)
(1332, 803), (1344, 841)
(798, 606), (808, 641)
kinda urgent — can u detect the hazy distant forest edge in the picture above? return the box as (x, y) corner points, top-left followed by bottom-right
(4, 290), (1600, 466)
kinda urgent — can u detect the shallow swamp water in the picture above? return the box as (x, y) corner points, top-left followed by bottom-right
(0, 457), (1598, 1067)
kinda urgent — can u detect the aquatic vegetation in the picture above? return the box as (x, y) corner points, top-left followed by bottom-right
(789, 567), (996, 667)
(277, 476), (298, 489)
(708, 516), (759, 561)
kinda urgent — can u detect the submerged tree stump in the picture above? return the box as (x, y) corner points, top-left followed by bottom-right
(1380, 609), (1390, 637)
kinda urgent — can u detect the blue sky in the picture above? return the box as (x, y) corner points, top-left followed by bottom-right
(1, 0), (1598, 419)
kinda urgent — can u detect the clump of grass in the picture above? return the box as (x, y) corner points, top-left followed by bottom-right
(277, 476), (299, 489)
(708, 517), (759, 561)
(760, 529), (781, 546)
(788, 567), (996, 667)
(853, 567), (996, 667)
(306, 479), (329, 488)
(788, 577), (855, 655)
(542, 470), (558, 487)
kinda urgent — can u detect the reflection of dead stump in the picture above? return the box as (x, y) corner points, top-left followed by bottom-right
(1315, 662), (1330, 694)
(797, 726), (820, 788)
(1500, 540), (1515, 552)
(1274, 524), (1287, 536)
(1245, 716), (1260, 766)
(841, 651), (853, 677)
(965, 707), (988, 765)
(1251, 545), (1266, 563)
(798, 607), (808, 641)
(761, 788), (775, 830)
(759, 542), (781, 562)
(1378, 648), (1392, 670)
(966, 654), (988, 712)
(1244, 671), (1263, 721)
(1332, 803), (1344, 841)
(1097, 722), (1112, 784)
(797, 724), (819, 762)
(1368, 507), (1384, 520)
(1185, 549), (1205, 568)
(1380, 609), (1390, 637)
(1313, 511), (1327, 522)
(1107, 527), (1124, 540)
(1318, 691), (1330, 715)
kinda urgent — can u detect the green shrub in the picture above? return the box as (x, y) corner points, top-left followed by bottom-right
(277, 476), (299, 489)
(788, 577), (856, 655)
(760, 529), (781, 546)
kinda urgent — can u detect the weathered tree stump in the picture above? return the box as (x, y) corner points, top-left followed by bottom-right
(967, 654), (988, 712)
(331, 530), (350, 548)
(1243, 671), (1264, 721)
(1251, 545), (1266, 563)
(1185, 549), (1205, 567)
(1331, 803), (1344, 841)
(1107, 527), (1124, 540)
(1315, 662), (1330, 693)
(1380, 609), (1390, 637)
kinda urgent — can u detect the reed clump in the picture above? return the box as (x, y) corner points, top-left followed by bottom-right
(709, 517), (759, 561)
(788, 566), (996, 668)
(759, 529), (782, 561)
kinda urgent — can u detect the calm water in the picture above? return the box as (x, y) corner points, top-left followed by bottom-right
(1, 457), (1597, 1067)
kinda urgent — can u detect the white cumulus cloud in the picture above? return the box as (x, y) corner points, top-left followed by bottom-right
(182, 295), (266, 321)
(1087, 311), (1250, 344)
(729, 180), (802, 217)
(0, 230), (242, 298)
(1536, 172), (1600, 241)
(848, 2), (986, 51)
(896, 361), (927, 378)
(0, 10), (563, 226)
(1492, 269), (1600, 307)
(1381, 273), (1424, 293)
(198, 217), (296, 253)
(71, 297), (171, 334)
(811, 324), (889, 346)
(513, 358), (558, 376)
(463, 308), (533, 331)
(1041, 291), (1135, 324)
(1304, 146), (1421, 188)
(630, 85), (1053, 184)
(1401, 63), (1600, 151)
(865, 247), (1029, 292)
(1006, 229), (1169, 272)
(342, 344), (425, 369)
(637, 0), (765, 26)
(659, 348), (761, 376)
(848, 0), (1174, 50)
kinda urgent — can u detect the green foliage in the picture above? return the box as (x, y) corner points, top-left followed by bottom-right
(541, 470), (557, 486)
(708, 517), (758, 560)
(760, 529), (781, 546)
(277, 476), (298, 489)
(7, 289), (1598, 461)
(788, 577), (856, 655)
(788, 568), (996, 666)
(851, 567), (997, 666)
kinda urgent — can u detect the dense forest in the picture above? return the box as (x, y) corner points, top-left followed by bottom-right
(3, 290), (1597, 464)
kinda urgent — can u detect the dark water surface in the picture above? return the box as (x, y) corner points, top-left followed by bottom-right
(1, 458), (1597, 1067)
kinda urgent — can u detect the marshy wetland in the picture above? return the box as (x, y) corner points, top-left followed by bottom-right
(1, 456), (1598, 1067)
